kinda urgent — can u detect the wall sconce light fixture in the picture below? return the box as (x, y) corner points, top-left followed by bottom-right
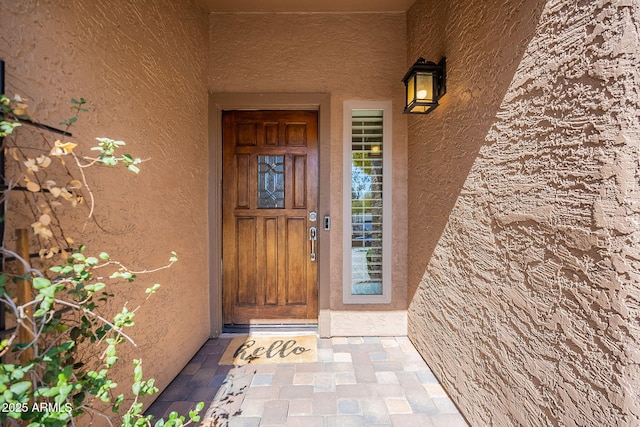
(402, 57), (446, 114)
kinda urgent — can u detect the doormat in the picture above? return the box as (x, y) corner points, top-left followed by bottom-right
(219, 335), (317, 365)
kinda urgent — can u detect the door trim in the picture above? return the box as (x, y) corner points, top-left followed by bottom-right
(208, 93), (331, 338)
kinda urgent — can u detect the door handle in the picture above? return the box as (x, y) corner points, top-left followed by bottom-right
(309, 226), (317, 262)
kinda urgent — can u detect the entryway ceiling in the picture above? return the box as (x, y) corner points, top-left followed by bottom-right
(196, 0), (417, 13)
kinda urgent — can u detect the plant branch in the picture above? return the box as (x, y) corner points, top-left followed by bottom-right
(93, 258), (177, 276)
(53, 299), (137, 347)
(70, 151), (96, 223)
(0, 248), (43, 277)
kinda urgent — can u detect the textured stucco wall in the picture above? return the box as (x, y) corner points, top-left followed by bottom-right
(209, 13), (409, 311)
(408, 0), (640, 425)
(0, 0), (209, 419)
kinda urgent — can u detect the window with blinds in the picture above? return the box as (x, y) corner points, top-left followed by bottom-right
(343, 102), (391, 304)
(350, 110), (384, 296)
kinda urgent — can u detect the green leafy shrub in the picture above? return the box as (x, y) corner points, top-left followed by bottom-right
(0, 95), (203, 426)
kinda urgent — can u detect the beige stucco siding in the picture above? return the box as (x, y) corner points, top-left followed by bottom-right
(407, 0), (640, 425)
(209, 13), (409, 312)
(0, 0), (210, 414)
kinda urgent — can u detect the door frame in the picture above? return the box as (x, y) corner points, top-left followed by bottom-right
(208, 93), (331, 338)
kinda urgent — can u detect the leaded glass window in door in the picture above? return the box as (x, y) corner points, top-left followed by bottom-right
(258, 155), (285, 208)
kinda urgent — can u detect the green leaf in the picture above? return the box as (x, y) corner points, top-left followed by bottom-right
(10, 381), (32, 396)
(99, 252), (110, 260)
(59, 116), (78, 126)
(0, 120), (21, 137)
(33, 277), (52, 289)
(70, 327), (80, 340)
(189, 402), (204, 422)
(113, 393), (124, 412)
(133, 360), (143, 382)
(34, 308), (47, 317)
(101, 156), (117, 166)
(36, 386), (60, 398)
(145, 284), (161, 294)
(85, 256), (99, 266)
(85, 282), (106, 293)
(106, 355), (118, 367)
(127, 164), (140, 174)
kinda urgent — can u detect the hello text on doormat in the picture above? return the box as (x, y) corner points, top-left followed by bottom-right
(219, 335), (317, 365)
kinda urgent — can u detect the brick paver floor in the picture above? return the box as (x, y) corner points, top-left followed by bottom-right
(146, 335), (468, 427)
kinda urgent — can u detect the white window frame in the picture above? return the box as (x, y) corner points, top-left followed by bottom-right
(343, 100), (392, 304)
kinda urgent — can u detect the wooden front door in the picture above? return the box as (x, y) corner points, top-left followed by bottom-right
(222, 111), (318, 325)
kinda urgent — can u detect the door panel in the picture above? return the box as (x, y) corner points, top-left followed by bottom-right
(236, 218), (257, 305)
(262, 217), (278, 306)
(286, 217), (307, 305)
(293, 155), (307, 208)
(235, 155), (251, 208)
(222, 111), (318, 325)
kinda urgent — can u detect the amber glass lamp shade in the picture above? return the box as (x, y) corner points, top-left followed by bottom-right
(402, 57), (446, 114)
